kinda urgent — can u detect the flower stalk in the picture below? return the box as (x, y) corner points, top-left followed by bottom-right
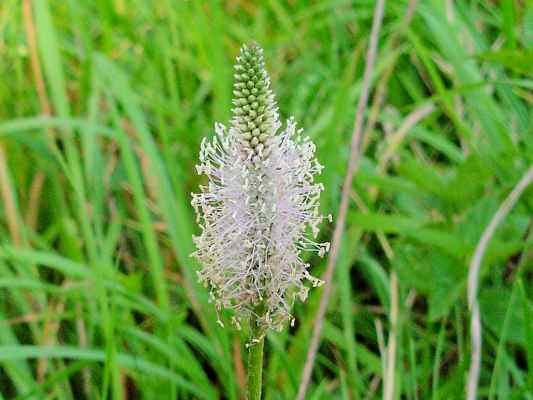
(191, 42), (329, 399)
(247, 305), (265, 400)
(247, 334), (264, 400)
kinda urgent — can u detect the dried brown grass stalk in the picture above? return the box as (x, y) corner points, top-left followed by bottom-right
(296, 1), (386, 398)
(467, 164), (533, 400)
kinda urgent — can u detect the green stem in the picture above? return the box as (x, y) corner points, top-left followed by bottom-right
(247, 316), (265, 400)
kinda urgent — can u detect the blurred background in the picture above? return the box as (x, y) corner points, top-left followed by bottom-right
(1, 0), (533, 398)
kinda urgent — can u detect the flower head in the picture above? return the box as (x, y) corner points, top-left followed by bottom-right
(192, 43), (329, 332)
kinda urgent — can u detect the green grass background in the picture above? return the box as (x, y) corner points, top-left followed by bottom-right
(1, 0), (533, 398)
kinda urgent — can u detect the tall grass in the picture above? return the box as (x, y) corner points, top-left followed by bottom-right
(0, 1), (532, 399)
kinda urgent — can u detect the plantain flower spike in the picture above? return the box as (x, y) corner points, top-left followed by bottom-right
(191, 43), (330, 333)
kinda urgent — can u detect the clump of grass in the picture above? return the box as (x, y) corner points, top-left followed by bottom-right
(0, 1), (532, 399)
